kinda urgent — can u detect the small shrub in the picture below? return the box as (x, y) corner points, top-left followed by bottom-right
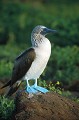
(38, 79), (62, 95)
(62, 91), (79, 103)
(0, 60), (13, 78)
(0, 95), (15, 120)
(0, 1), (79, 46)
(43, 46), (79, 85)
(38, 79), (79, 103)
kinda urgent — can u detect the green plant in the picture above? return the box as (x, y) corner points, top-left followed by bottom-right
(43, 46), (79, 85)
(38, 79), (79, 103)
(38, 79), (62, 95)
(62, 91), (79, 103)
(0, 95), (15, 120)
(0, 60), (13, 78)
(0, 1), (79, 46)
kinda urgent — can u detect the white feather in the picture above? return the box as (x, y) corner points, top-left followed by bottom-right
(24, 37), (51, 80)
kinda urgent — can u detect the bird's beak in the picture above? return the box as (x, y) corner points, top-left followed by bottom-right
(46, 28), (57, 33)
(41, 27), (57, 36)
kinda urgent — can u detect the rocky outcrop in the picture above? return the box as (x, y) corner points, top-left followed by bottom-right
(13, 91), (79, 120)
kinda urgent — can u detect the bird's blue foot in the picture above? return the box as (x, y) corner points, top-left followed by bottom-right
(26, 86), (38, 93)
(32, 85), (49, 93)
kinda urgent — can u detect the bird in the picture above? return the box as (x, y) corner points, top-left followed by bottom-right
(1, 25), (57, 96)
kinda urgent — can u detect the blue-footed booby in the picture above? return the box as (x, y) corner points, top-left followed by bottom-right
(1, 25), (56, 96)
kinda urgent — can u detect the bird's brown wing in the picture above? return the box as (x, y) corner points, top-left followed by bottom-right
(10, 48), (36, 86)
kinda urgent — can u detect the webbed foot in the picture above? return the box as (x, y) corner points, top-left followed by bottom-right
(26, 86), (38, 93)
(31, 85), (48, 93)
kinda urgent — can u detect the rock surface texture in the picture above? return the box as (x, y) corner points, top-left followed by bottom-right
(13, 91), (79, 120)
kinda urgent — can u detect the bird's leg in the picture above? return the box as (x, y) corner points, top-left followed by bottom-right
(26, 79), (38, 93)
(26, 79), (30, 87)
(32, 79), (49, 93)
(34, 79), (37, 87)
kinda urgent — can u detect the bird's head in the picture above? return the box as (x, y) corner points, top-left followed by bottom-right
(31, 25), (57, 36)
(31, 25), (57, 47)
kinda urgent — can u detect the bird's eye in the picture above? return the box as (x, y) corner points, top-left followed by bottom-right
(43, 28), (47, 32)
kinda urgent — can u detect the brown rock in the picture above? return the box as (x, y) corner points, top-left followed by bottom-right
(13, 91), (79, 120)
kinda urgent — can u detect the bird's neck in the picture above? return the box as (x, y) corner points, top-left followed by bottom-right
(31, 33), (48, 47)
(31, 33), (51, 59)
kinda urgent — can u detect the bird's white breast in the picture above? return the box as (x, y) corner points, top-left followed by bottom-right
(24, 38), (51, 80)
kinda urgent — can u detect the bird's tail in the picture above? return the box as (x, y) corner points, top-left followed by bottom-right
(6, 81), (22, 97)
(0, 80), (11, 89)
(1, 80), (22, 97)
